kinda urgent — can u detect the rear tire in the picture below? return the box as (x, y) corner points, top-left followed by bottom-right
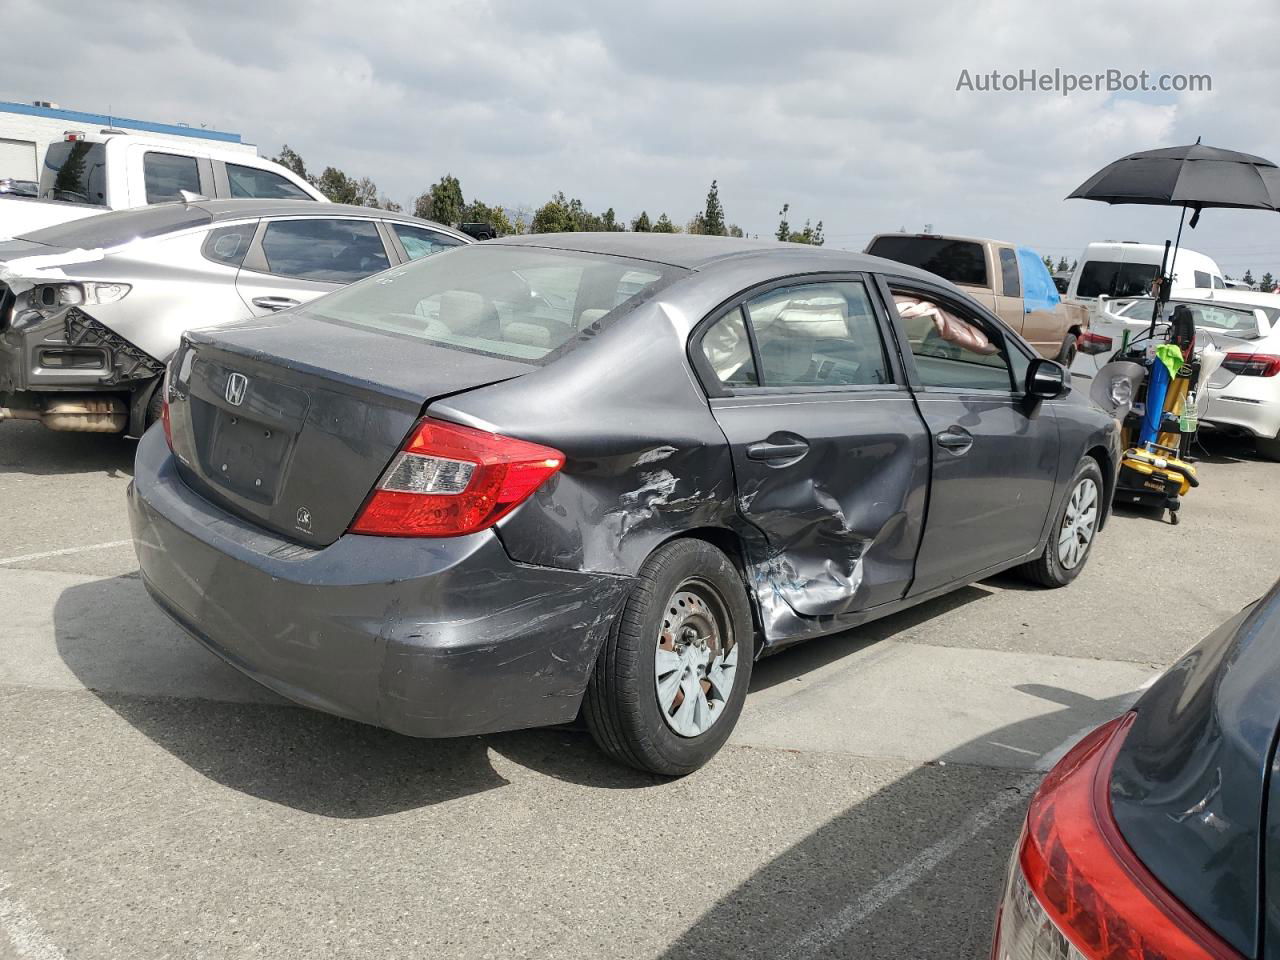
(1255, 431), (1280, 462)
(1019, 457), (1104, 588)
(144, 385), (164, 429)
(583, 539), (753, 776)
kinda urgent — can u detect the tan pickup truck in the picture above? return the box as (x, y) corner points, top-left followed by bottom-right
(866, 233), (1089, 362)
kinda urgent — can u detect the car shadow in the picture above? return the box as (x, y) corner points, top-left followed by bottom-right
(51, 571), (1152, 957)
(1188, 432), (1269, 465)
(0, 420), (136, 478)
(749, 585), (993, 692)
(51, 573), (663, 816)
(656, 687), (1141, 960)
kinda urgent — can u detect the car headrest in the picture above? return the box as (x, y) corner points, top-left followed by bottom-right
(439, 290), (487, 335)
(773, 301), (849, 340)
(504, 321), (552, 350)
(578, 308), (609, 329)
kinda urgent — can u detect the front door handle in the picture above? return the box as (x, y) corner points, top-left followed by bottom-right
(746, 439), (810, 462)
(935, 428), (974, 454)
(252, 296), (301, 311)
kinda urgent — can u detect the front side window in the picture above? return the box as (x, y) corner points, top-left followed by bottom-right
(144, 152), (201, 203)
(999, 248), (1021, 297)
(392, 223), (465, 261)
(305, 246), (681, 363)
(894, 290), (1012, 391)
(226, 163), (312, 200)
(260, 219), (390, 282)
(1193, 270), (1211, 288)
(1213, 275), (1225, 289)
(741, 281), (891, 388)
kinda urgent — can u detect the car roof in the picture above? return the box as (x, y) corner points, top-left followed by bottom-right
(190, 199), (463, 236)
(489, 231), (941, 281)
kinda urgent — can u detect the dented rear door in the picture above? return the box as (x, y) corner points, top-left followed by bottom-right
(701, 276), (931, 617)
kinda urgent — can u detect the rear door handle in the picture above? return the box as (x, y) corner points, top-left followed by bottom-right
(252, 296), (301, 311)
(935, 428), (974, 454)
(746, 439), (810, 462)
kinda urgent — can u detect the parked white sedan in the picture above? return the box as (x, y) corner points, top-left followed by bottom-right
(1071, 292), (1280, 459)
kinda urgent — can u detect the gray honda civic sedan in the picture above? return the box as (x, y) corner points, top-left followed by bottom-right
(128, 233), (1121, 774)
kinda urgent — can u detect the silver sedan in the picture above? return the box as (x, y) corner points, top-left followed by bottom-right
(0, 199), (470, 436)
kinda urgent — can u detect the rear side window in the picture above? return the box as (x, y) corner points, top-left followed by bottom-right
(201, 223), (255, 267)
(700, 307), (759, 387)
(392, 223), (464, 260)
(260, 219), (390, 282)
(998, 248), (1020, 297)
(39, 140), (107, 205)
(1017, 247), (1061, 312)
(740, 281), (891, 388)
(1075, 260), (1158, 298)
(226, 163), (312, 200)
(867, 236), (988, 287)
(144, 153), (201, 203)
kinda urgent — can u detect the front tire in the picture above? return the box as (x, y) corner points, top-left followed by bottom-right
(1019, 457), (1104, 588)
(584, 539), (753, 776)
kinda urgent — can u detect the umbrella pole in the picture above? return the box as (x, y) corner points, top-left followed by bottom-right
(1150, 205), (1189, 336)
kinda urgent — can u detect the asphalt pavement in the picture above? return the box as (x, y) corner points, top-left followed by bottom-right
(2, 419), (1278, 960)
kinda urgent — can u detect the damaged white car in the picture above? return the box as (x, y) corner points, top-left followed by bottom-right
(0, 199), (469, 436)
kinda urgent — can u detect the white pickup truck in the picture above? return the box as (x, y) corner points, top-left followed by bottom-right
(0, 131), (326, 239)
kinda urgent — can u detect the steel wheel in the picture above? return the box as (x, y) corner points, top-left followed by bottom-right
(654, 580), (737, 738)
(1057, 476), (1099, 570)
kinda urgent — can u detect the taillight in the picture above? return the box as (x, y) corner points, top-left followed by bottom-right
(993, 714), (1242, 960)
(349, 418), (564, 537)
(1222, 352), (1280, 377)
(1076, 331), (1113, 356)
(160, 367), (173, 450)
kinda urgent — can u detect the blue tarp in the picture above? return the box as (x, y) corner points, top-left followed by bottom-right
(1017, 246), (1061, 313)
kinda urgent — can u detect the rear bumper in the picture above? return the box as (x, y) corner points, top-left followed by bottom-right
(128, 427), (632, 738)
(1202, 384), (1280, 440)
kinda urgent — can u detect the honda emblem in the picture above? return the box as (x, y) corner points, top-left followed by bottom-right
(225, 372), (248, 406)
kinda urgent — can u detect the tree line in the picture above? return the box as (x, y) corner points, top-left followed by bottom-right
(272, 146), (825, 245)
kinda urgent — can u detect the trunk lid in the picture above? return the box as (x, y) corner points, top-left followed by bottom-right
(167, 311), (534, 546)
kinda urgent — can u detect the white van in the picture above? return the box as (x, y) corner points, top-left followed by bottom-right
(1066, 242), (1224, 319)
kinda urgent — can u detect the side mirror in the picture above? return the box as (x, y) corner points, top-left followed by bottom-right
(1026, 357), (1069, 400)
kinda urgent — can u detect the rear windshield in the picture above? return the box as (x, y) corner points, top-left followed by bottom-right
(18, 202), (212, 249)
(867, 236), (988, 287)
(1075, 260), (1158, 299)
(39, 140), (108, 206)
(305, 245), (685, 363)
(1119, 299), (1269, 337)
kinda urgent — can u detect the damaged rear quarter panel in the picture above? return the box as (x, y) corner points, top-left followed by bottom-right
(432, 300), (742, 576)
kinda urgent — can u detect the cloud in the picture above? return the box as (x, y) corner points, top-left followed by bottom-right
(4, 0), (1280, 270)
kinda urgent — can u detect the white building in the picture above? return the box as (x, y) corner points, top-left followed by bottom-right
(0, 100), (255, 181)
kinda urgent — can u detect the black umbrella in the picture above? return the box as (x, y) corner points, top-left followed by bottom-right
(1068, 138), (1280, 328)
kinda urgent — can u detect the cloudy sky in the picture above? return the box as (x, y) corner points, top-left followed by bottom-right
(6, 0), (1280, 275)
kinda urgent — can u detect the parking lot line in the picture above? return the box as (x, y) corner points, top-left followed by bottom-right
(0, 540), (132, 567)
(778, 774), (1038, 960)
(0, 875), (66, 960)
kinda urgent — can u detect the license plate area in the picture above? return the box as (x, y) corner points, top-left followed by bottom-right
(205, 411), (293, 503)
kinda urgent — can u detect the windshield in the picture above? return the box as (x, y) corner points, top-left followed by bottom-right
(306, 245), (685, 363)
(866, 236), (988, 286)
(1119, 299), (1264, 337)
(19, 203), (212, 248)
(39, 141), (108, 205)
(1075, 260), (1158, 299)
